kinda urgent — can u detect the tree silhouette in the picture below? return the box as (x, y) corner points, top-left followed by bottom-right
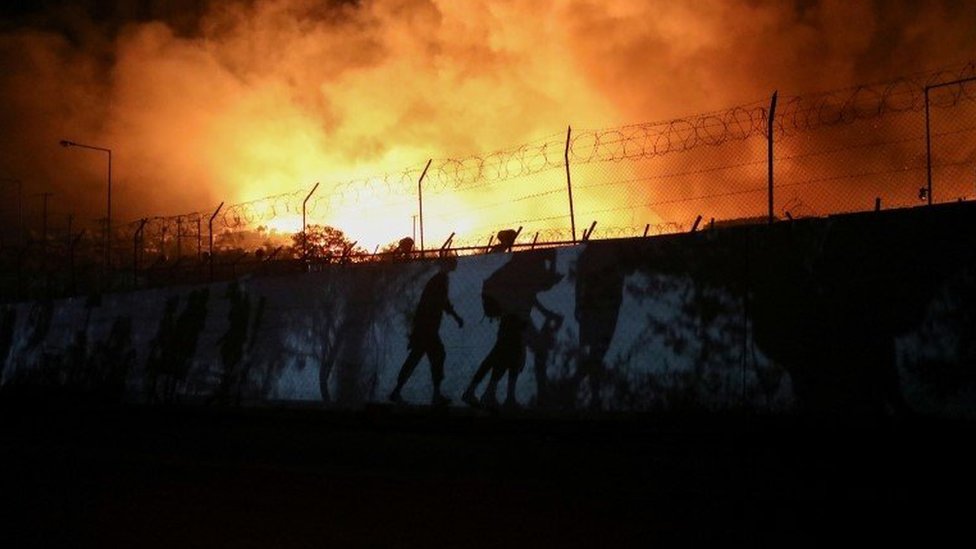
(290, 225), (367, 262)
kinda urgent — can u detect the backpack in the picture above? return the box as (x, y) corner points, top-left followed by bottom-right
(481, 289), (502, 318)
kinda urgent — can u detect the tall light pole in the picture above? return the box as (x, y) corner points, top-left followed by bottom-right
(60, 139), (112, 267)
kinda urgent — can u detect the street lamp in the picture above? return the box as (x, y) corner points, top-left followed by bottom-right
(60, 139), (112, 267)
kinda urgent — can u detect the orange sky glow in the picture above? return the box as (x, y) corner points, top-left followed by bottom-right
(2, 0), (975, 249)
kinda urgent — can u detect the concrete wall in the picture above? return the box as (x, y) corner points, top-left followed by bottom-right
(2, 202), (975, 417)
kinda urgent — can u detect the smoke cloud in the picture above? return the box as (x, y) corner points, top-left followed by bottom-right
(1, 0), (974, 235)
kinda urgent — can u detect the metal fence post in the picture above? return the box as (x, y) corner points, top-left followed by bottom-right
(32, 192), (52, 266)
(302, 182), (320, 261)
(176, 216), (182, 259)
(196, 217), (202, 261)
(767, 91), (778, 225)
(133, 218), (147, 287)
(418, 159), (432, 253)
(69, 230), (84, 294)
(209, 202), (224, 282)
(565, 126), (577, 244)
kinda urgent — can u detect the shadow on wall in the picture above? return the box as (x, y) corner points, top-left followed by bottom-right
(0, 306), (16, 379)
(390, 256), (464, 407)
(900, 267), (976, 414)
(146, 288), (210, 404)
(547, 233), (754, 412)
(1, 299), (54, 391)
(2, 203), (976, 417)
(539, 202), (976, 416)
(748, 205), (976, 416)
(462, 248), (563, 410)
(314, 264), (429, 406)
(212, 281), (251, 405)
(2, 294), (137, 403)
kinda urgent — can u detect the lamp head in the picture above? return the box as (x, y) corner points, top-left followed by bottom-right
(59, 140), (73, 148)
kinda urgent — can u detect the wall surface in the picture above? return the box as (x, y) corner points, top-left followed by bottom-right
(2, 203), (975, 417)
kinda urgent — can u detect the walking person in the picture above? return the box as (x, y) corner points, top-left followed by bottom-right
(462, 249), (562, 409)
(389, 255), (464, 406)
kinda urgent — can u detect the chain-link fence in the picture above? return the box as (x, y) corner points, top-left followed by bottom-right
(3, 61), (976, 301)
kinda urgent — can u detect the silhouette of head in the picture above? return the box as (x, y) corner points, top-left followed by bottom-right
(497, 229), (517, 246)
(397, 237), (414, 254)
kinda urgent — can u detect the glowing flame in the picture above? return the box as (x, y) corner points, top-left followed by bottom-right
(2, 0), (974, 245)
(264, 214), (303, 235)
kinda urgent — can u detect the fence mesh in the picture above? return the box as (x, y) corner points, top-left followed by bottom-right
(2, 61), (976, 299)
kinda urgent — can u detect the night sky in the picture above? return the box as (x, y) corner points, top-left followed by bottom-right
(2, 0), (974, 237)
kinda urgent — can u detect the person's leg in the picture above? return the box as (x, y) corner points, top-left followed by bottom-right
(482, 362), (503, 408)
(526, 325), (549, 406)
(505, 343), (526, 408)
(390, 346), (424, 402)
(490, 314), (525, 407)
(463, 339), (500, 405)
(428, 338), (449, 405)
(481, 316), (516, 408)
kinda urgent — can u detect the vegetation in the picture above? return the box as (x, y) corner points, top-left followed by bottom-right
(288, 224), (369, 261)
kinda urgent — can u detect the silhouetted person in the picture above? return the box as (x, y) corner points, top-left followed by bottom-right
(489, 229), (518, 254)
(237, 295), (266, 403)
(213, 281), (250, 404)
(393, 237), (414, 260)
(66, 293), (99, 389)
(463, 249), (562, 409)
(92, 316), (135, 401)
(146, 296), (179, 403)
(525, 301), (563, 406)
(574, 243), (626, 409)
(464, 312), (526, 409)
(325, 266), (384, 406)
(389, 255), (463, 406)
(173, 288), (209, 385)
(146, 288), (210, 404)
(25, 299), (54, 350)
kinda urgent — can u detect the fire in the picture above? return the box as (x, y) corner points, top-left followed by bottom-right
(185, 1), (626, 249)
(264, 214), (303, 235)
(2, 0), (974, 247)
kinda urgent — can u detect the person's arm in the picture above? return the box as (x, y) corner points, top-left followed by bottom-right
(444, 299), (463, 328)
(533, 297), (561, 322)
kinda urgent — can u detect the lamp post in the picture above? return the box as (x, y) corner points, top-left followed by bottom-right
(60, 139), (112, 267)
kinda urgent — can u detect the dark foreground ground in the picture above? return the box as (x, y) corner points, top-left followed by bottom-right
(1, 399), (974, 547)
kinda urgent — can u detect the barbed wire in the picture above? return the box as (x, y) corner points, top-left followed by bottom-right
(126, 60), (976, 248)
(449, 222), (688, 250)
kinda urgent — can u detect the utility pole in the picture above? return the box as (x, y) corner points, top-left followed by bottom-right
(59, 140), (112, 267)
(767, 91), (778, 224)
